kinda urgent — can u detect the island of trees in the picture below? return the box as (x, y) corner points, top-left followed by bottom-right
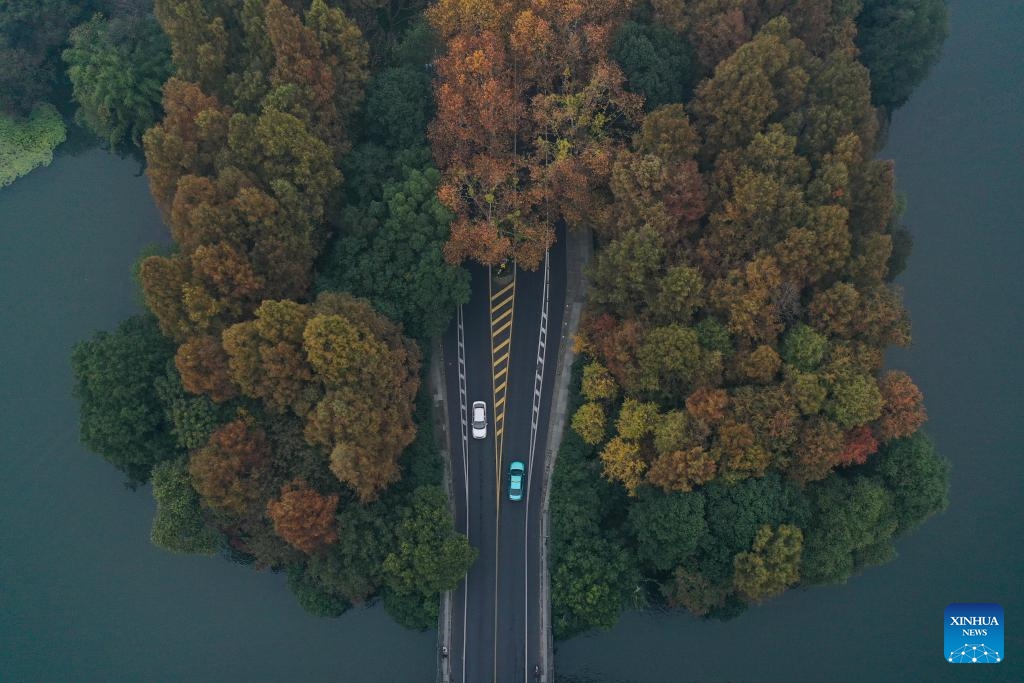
(65, 0), (474, 628)
(3, 0), (948, 635)
(543, 0), (951, 635)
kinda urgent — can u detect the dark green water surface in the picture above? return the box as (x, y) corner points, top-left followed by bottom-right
(1, 0), (1020, 680)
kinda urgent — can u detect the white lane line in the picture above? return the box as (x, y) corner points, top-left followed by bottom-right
(524, 249), (550, 681)
(458, 306), (469, 499)
(457, 305), (469, 683)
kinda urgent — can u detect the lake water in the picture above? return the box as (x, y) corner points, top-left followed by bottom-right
(1, 0), (1020, 680)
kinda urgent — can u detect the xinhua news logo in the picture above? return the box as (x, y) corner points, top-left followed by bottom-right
(945, 603), (1004, 663)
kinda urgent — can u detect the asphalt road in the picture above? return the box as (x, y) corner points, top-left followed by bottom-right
(444, 226), (567, 682)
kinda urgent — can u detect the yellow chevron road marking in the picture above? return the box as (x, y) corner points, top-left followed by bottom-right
(491, 280), (515, 302)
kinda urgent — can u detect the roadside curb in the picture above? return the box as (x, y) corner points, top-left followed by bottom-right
(538, 225), (593, 681)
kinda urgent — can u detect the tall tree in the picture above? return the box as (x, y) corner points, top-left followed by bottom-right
(63, 13), (172, 149)
(318, 159), (470, 341)
(612, 20), (696, 110)
(855, 0), (948, 109)
(71, 314), (178, 483)
(732, 523), (803, 601)
(188, 419), (274, 518)
(869, 431), (949, 532)
(382, 486), (476, 614)
(875, 370), (927, 441)
(628, 487), (709, 573)
(0, 0), (90, 115)
(267, 479), (339, 554)
(150, 457), (221, 554)
(801, 475), (897, 584)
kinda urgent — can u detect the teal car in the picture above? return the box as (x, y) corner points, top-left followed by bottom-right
(508, 461), (525, 501)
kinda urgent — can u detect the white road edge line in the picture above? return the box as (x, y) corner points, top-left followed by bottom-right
(524, 249), (550, 682)
(457, 304), (469, 683)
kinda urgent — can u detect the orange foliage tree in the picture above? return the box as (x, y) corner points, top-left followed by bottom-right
(224, 293), (420, 502)
(267, 479), (340, 554)
(875, 370), (927, 441)
(428, 0), (641, 269)
(189, 419), (273, 517)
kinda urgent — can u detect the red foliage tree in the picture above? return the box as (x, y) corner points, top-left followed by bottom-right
(875, 370), (927, 441)
(836, 425), (879, 467)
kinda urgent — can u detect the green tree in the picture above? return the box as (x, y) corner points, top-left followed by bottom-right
(63, 13), (172, 149)
(589, 224), (666, 317)
(699, 473), (807, 582)
(628, 487), (709, 573)
(150, 457), (220, 554)
(869, 431), (949, 533)
(551, 429), (620, 552)
(0, 103), (66, 187)
(801, 475), (897, 584)
(636, 324), (707, 394)
(71, 314), (178, 483)
(551, 536), (635, 640)
(855, 0), (948, 109)
(695, 316), (733, 356)
(318, 161), (470, 341)
(382, 485), (476, 596)
(826, 370), (885, 428)
(732, 523), (803, 602)
(0, 0), (90, 115)
(382, 586), (438, 631)
(153, 362), (229, 451)
(362, 65), (433, 149)
(781, 323), (828, 371)
(572, 402), (607, 446)
(612, 20), (696, 110)
(651, 265), (705, 325)
(309, 500), (398, 604)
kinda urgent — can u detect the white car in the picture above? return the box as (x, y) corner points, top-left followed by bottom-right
(472, 401), (487, 439)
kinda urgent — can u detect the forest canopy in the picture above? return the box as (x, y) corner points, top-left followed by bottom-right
(70, 0), (473, 624)
(59, 0), (950, 634)
(544, 1), (949, 637)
